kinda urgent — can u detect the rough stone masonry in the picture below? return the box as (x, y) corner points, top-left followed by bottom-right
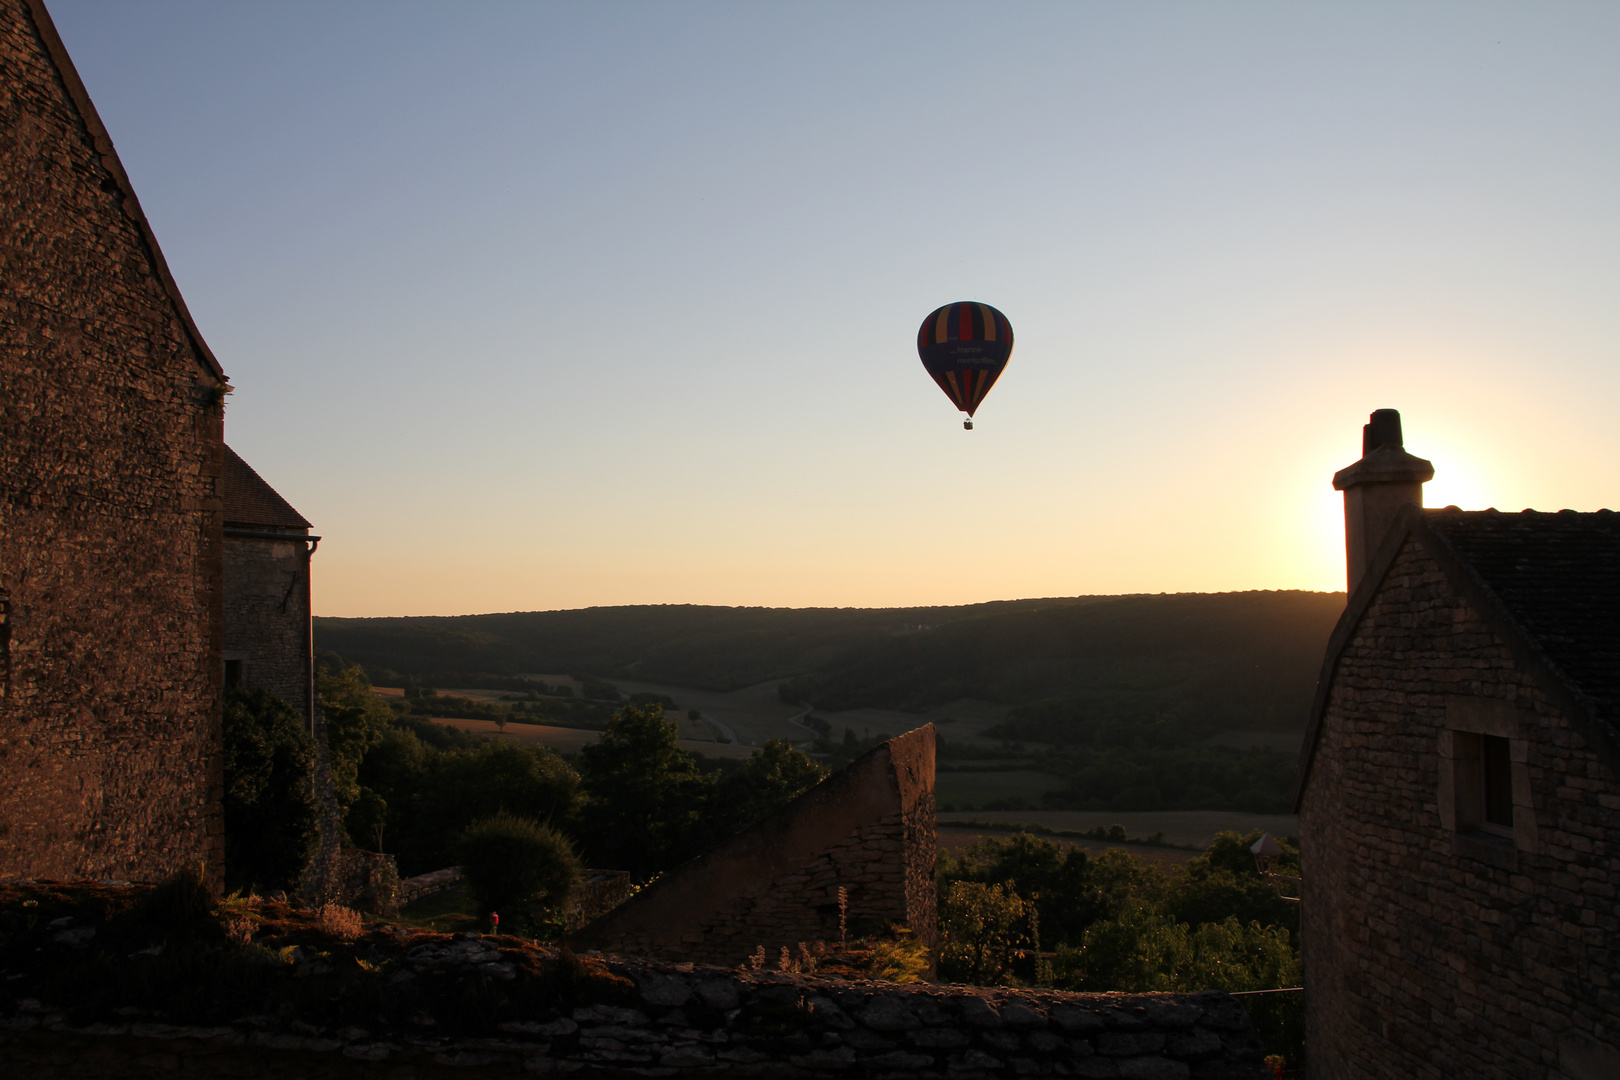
(0, 0), (225, 884)
(0, 943), (1270, 1079)
(575, 726), (938, 971)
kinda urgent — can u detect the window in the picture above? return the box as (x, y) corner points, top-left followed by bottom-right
(1480, 734), (1514, 835)
(1439, 696), (1538, 864)
(224, 658), (245, 688)
(1450, 731), (1513, 837)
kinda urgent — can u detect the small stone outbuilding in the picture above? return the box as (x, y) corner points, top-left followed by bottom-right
(0, 0), (226, 882)
(223, 446), (317, 726)
(576, 726), (937, 970)
(1296, 410), (1620, 1078)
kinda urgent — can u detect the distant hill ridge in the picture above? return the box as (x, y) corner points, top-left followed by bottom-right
(315, 591), (1344, 734)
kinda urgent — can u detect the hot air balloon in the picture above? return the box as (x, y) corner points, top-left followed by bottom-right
(917, 301), (1013, 429)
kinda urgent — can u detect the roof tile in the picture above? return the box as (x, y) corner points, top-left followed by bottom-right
(223, 446), (311, 530)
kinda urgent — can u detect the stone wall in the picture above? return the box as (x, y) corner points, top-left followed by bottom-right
(575, 727), (936, 969)
(0, 0), (224, 884)
(223, 535), (311, 719)
(1299, 538), (1620, 1078)
(0, 949), (1270, 1079)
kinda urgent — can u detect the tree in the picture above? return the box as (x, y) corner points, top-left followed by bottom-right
(576, 705), (711, 877)
(1166, 831), (1300, 942)
(705, 738), (827, 840)
(357, 727), (580, 876)
(1052, 901), (1299, 993)
(938, 881), (1035, 985)
(222, 687), (319, 894)
(318, 661), (393, 825)
(937, 833), (1102, 947)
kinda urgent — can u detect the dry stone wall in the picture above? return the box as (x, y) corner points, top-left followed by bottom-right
(575, 727), (936, 969)
(0, 0), (224, 884)
(0, 946), (1270, 1079)
(1300, 538), (1620, 1078)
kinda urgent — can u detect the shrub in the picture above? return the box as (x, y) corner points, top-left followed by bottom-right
(457, 813), (579, 918)
(315, 904), (365, 942)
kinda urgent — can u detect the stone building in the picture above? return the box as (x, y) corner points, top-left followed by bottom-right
(0, 0), (226, 881)
(223, 447), (317, 726)
(576, 726), (938, 970)
(1296, 410), (1620, 1078)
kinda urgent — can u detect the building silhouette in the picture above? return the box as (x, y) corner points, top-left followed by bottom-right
(223, 447), (318, 727)
(1297, 410), (1620, 1078)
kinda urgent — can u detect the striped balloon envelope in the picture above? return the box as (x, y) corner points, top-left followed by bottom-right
(916, 301), (1013, 428)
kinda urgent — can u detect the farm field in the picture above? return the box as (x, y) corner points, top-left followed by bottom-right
(935, 769), (1068, 808)
(425, 717), (757, 760)
(610, 678), (809, 747)
(613, 679), (1011, 750)
(1205, 729), (1303, 753)
(937, 809), (1300, 849)
(382, 676), (1010, 752)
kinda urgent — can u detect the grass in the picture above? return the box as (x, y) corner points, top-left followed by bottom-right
(395, 882), (481, 933)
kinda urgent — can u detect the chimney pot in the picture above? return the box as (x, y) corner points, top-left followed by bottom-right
(1362, 409), (1404, 454)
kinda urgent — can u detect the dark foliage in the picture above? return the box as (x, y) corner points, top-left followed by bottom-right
(574, 705), (714, 876)
(357, 729), (580, 876)
(458, 813), (580, 917)
(318, 594), (1336, 695)
(221, 687), (319, 894)
(572, 705), (828, 878)
(937, 832), (1105, 946)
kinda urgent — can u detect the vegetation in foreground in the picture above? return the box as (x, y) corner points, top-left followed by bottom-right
(936, 831), (1301, 994)
(222, 662), (831, 894)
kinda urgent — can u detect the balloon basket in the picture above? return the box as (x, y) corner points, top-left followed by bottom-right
(963, 419), (973, 430)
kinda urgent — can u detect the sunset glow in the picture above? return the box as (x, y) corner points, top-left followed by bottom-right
(47, 1), (1620, 616)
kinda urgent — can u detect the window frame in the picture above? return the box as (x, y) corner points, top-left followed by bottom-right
(1438, 696), (1538, 865)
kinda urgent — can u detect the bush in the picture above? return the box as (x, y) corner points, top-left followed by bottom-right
(457, 813), (579, 918)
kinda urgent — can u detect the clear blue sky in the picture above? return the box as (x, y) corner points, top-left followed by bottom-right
(50, 1), (1620, 615)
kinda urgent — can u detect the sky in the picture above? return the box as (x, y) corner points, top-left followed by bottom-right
(49, 1), (1620, 617)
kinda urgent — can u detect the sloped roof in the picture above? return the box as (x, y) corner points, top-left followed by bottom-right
(223, 446), (310, 530)
(20, 0), (224, 380)
(1296, 506), (1620, 807)
(1429, 509), (1620, 724)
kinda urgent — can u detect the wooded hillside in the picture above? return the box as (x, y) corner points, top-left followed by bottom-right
(316, 590), (1344, 735)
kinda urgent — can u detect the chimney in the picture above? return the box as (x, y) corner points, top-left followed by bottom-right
(1332, 409), (1434, 593)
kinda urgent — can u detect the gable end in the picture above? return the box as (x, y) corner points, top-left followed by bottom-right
(1294, 505), (1619, 810)
(19, 0), (224, 381)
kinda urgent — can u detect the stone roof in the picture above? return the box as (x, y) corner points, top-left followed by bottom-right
(1296, 505), (1620, 808)
(1427, 508), (1620, 727)
(223, 446), (310, 530)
